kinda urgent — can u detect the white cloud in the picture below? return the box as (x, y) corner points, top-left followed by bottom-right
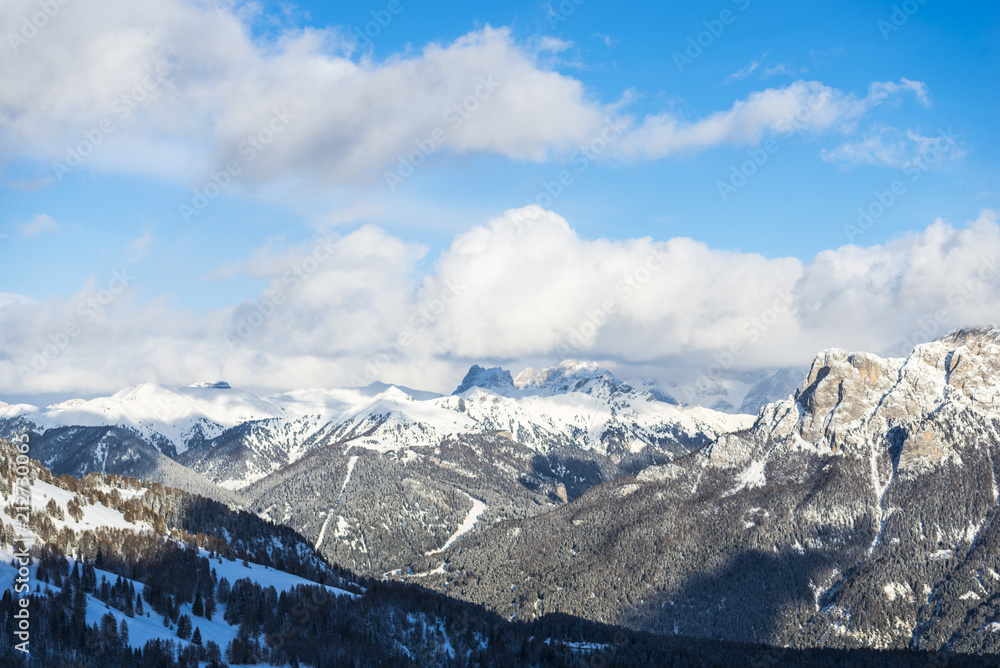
(613, 78), (928, 160)
(792, 210), (1000, 358)
(535, 36), (573, 53)
(19, 214), (60, 237)
(0, 0), (932, 189)
(761, 63), (804, 79)
(866, 78), (931, 107)
(822, 127), (964, 169)
(2, 206), (998, 399)
(725, 60), (759, 83)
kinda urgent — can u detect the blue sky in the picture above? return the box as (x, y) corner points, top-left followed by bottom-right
(1, 0), (998, 399)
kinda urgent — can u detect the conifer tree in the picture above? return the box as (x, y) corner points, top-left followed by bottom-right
(177, 614), (192, 640)
(193, 590), (204, 617)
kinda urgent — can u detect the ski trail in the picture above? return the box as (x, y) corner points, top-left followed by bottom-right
(315, 455), (359, 550)
(426, 491), (487, 556)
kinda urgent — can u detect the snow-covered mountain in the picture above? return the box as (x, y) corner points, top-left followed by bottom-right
(1, 440), (838, 666)
(5, 332), (1000, 663)
(2, 361), (752, 489)
(426, 328), (1000, 656)
(0, 381), (295, 456)
(319, 360), (749, 457)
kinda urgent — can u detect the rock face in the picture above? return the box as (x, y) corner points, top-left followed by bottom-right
(756, 327), (1000, 452)
(414, 329), (1000, 657)
(452, 365), (517, 395)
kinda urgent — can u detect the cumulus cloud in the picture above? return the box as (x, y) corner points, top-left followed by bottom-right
(0, 0), (931, 190)
(793, 211), (1000, 357)
(2, 206), (998, 398)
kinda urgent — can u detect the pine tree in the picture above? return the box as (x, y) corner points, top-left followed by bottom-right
(135, 593), (144, 616)
(119, 619), (129, 647)
(177, 614), (193, 640)
(216, 577), (231, 604)
(206, 639), (223, 663)
(169, 595), (180, 623)
(192, 627), (202, 646)
(193, 590), (204, 617)
(100, 612), (118, 644)
(204, 595), (216, 621)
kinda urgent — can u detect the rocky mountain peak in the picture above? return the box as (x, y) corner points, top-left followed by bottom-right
(513, 360), (621, 396)
(757, 327), (1000, 452)
(453, 365), (516, 395)
(188, 381), (233, 389)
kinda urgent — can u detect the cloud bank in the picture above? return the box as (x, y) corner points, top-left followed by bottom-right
(1, 0), (930, 189)
(2, 207), (997, 398)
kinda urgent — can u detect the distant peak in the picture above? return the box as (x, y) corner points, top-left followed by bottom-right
(514, 360), (611, 389)
(453, 365), (516, 395)
(639, 379), (678, 405)
(356, 381), (443, 401)
(46, 398), (87, 410)
(188, 381), (232, 389)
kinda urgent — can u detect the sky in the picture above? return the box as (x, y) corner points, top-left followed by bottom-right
(0, 0), (998, 402)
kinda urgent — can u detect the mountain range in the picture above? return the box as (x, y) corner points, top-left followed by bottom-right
(3, 331), (1000, 663)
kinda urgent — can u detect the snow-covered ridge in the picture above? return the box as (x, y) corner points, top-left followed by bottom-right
(2, 361), (754, 487)
(453, 359), (653, 400)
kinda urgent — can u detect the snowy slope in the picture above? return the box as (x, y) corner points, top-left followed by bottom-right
(1, 361), (754, 488)
(320, 382), (750, 457)
(0, 452), (356, 662)
(3, 382), (292, 455)
(426, 492), (486, 556)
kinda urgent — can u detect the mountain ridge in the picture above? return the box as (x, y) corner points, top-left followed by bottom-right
(407, 327), (1000, 655)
